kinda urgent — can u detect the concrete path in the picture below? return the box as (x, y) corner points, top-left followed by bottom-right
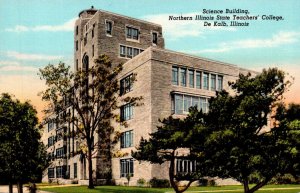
(0, 186), (52, 193)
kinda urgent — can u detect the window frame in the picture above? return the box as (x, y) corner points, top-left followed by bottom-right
(152, 31), (158, 45)
(120, 130), (134, 148)
(120, 158), (134, 178)
(105, 20), (113, 36)
(120, 103), (133, 121)
(172, 66), (179, 85)
(126, 26), (139, 41)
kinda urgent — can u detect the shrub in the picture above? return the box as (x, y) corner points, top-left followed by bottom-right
(198, 178), (208, 186)
(137, 178), (146, 187)
(207, 179), (216, 186)
(149, 178), (170, 188)
(269, 174), (298, 184)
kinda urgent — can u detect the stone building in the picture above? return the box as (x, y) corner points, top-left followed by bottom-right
(42, 7), (253, 185)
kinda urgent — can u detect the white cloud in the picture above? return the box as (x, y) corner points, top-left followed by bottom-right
(5, 18), (76, 32)
(0, 65), (38, 72)
(0, 61), (20, 66)
(6, 51), (63, 61)
(142, 13), (235, 40)
(186, 31), (300, 54)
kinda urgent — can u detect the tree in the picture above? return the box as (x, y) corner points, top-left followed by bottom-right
(39, 54), (141, 188)
(0, 93), (49, 193)
(132, 109), (205, 193)
(193, 68), (299, 193)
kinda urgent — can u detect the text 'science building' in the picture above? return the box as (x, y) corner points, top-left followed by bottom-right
(42, 7), (253, 185)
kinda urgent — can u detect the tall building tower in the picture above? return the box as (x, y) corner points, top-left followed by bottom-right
(74, 6), (165, 72)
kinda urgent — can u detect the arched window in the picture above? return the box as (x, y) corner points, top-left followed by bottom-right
(82, 54), (89, 71)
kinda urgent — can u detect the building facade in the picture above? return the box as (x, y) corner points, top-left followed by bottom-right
(42, 7), (253, 185)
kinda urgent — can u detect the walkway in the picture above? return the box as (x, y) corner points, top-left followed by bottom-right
(0, 185), (52, 193)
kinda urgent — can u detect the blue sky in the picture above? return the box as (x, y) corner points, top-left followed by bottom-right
(0, 0), (300, 118)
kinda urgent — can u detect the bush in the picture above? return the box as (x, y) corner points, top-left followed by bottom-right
(137, 178), (146, 187)
(207, 179), (216, 186)
(149, 178), (170, 188)
(269, 174), (299, 184)
(198, 178), (208, 186)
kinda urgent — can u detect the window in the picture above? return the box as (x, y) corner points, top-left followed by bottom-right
(75, 41), (78, 51)
(173, 94), (209, 114)
(92, 45), (94, 57)
(172, 66), (179, 85)
(120, 159), (134, 177)
(152, 32), (158, 44)
(74, 163), (77, 178)
(76, 59), (78, 71)
(120, 74), (133, 95)
(82, 54), (89, 71)
(176, 159), (196, 174)
(133, 48), (139, 57)
(180, 68), (186, 87)
(48, 168), (55, 178)
(56, 147), (65, 158)
(106, 21), (112, 35)
(127, 47), (133, 58)
(120, 45), (126, 57)
(120, 130), (133, 148)
(126, 26), (139, 40)
(76, 26), (78, 35)
(121, 103), (133, 121)
(196, 71), (201, 89)
(92, 26), (94, 38)
(48, 119), (55, 132)
(217, 76), (223, 91)
(200, 97), (208, 113)
(203, 72), (209, 90)
(184, 95), (192, 112)
(174, 94), (183, 114)
(189, 70), (194, 88)
(48, 136), (55, 147)
(120, 45), (142, 59)
(56, 166), (65, 178)
(210, 74), (216, 91)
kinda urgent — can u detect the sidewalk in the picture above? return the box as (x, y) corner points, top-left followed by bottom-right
(0, 186), (53, 193)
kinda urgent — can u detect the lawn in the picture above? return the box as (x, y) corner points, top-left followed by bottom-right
(40, 184), (300, 193)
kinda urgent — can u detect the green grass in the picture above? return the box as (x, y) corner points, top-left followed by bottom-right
(40, 184), (300, 193)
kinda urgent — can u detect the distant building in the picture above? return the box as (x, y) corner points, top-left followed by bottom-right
(42, 7), (254, 185)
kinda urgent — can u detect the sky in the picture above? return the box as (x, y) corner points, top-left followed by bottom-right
(0, 0), (300, 120)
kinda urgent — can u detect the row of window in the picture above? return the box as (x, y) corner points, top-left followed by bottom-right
(76, 21), (158, 46)
(172, 66), (223, 91)
(120, 130), (133, 148)
(172, 94), (209, 114)
(119, 158), (195, 178)
(176, 159), (197, 174)
(120, 158), (134, 177)
(48, 163), (77, 179)
(120, 45), (144, 59)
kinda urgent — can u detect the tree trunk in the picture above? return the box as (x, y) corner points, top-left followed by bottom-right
(8, 182), (13, 193)
(169, 151), (184, 193)
(87, 142), (94, 189)
(17, 182), (23, 193)
(243, 180), (249, 193)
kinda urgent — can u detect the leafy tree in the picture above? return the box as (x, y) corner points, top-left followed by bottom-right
(193, 68), (299, 193)
(0, 93), (49, 193)
(39, 55), (141, 188)
(132, 109), (205, 193)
